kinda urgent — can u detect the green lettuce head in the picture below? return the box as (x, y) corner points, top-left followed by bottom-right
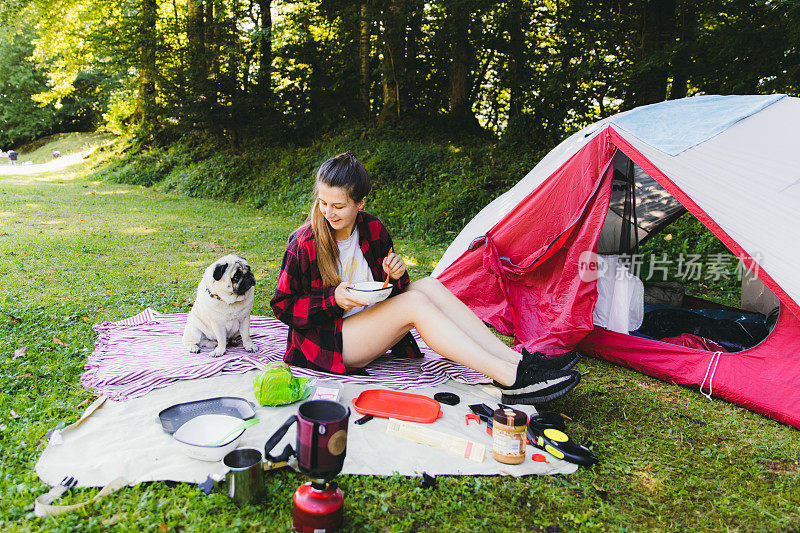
(253, 362), (312, 406)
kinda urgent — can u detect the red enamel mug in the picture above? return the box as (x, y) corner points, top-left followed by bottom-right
(264, 400), (350, 482)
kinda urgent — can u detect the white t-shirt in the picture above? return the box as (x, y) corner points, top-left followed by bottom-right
(337, 227), (375, 318)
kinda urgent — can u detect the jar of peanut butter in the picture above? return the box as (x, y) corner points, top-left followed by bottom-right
(492, 408), (528, 464)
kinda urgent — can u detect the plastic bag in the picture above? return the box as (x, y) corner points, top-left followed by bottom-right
(253, 363), (313, 406)
(592, 255), (644, 333)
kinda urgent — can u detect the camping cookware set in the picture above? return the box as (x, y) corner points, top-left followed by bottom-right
(222, 447), (267, 506)
(160, 388), (596, 532)
(162, 397), (352, 532)
(262, 399), (351, 532)
(159, 398), (260, 461)
(263, 399), (350, 482)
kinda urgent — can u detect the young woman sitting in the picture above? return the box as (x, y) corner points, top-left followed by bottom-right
(270, 151), (581, 405)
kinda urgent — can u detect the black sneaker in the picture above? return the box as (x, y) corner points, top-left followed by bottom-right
(498, 366), (581, 405)
(521, 348), (580, 371)
(492, 349), (580, 389)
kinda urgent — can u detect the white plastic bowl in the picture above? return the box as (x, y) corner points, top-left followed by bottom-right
(347, 281), (392, 304)
(173, 414), (247, 462)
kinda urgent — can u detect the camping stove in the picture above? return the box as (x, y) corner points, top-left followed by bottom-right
(292, 479), (344, 533)
(263, 400), (350, 533)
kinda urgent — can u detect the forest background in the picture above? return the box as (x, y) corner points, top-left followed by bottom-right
(2, 0), (799, 253)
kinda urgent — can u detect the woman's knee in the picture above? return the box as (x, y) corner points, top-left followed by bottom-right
(409, 276), (445, 293)
(390, 290), (431, 325)
(398, 288), (431, 308)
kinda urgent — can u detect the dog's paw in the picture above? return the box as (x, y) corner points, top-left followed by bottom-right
(187, 344), (200, 354)
(211, 347), (227, 357)
(243, 342), (258, 353)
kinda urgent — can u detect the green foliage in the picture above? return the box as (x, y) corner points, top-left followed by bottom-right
(639, 212), (741, 306)
(8, 0), (795, 151)
(691, 0), (800, 95)
(641, 213), (730, 260)
(15, 131), (115, 163)
(98, 128), (538, 244)
(499, 113), (540, 150)
(0, 35), (53, 147)
(0, 20), (99, 148)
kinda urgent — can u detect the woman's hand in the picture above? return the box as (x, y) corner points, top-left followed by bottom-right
(335, 281), (369, 312)
(383, 250), (407, 280)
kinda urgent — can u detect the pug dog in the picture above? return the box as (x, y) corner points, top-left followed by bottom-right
(182, 254), (258, 357)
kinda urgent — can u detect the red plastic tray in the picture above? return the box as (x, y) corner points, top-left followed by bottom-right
(351, 389), (443, 423)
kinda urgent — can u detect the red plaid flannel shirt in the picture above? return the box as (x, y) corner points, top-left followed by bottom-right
(270, 211), (422, 374)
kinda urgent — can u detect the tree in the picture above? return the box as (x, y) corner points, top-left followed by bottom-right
(689, 0), (800, 96)
(359, 2), (371, 117)
(629, 0), (676, 107)
(0, 18), (98, 147)
(506, 2), (526, 119)
(2, 0), (795, 148)
(186, 0), (207, 100)
(668, 0), (695, 100)
(446, 0), (475, 124)
(378, 0), (406, 123)
(255, 0), (273, 102)
(136, 0), (158, 124)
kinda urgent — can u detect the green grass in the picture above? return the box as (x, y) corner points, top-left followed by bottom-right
(0, 141), (798, 532)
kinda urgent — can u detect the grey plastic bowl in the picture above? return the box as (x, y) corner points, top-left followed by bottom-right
(158, 397), (256, 434)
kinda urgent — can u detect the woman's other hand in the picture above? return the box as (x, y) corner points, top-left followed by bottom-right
(335, 281), (370, 311)
(383, 250), (407, 280)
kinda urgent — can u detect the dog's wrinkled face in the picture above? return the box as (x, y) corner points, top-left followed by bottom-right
(210, 254), (256, 296)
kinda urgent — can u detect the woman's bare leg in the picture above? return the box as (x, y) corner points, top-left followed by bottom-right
(341, 290), (518, 385)
(407, 277), (521, 364)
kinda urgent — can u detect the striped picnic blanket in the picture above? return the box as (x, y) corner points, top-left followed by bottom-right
(82, 309), (490, 401)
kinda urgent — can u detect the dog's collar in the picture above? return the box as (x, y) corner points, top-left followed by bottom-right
(205, 286), (224, 301)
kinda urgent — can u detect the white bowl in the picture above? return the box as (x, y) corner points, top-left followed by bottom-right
(347, 281), (392, 304)
(173, 414), (247, 462)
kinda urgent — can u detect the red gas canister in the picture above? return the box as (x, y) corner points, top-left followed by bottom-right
(292, 482), (344, 533)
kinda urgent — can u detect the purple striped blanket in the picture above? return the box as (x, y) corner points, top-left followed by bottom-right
(82, 309), (490, 401)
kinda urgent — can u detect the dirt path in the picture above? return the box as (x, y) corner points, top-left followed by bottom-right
(0, 147), (99, 175)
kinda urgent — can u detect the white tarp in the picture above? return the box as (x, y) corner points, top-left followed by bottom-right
(610, 94), (785, 155)
(35, 372), (577, 490)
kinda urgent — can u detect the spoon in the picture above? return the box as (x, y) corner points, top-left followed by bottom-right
(381, 247), (394, 289)
(207, 418), (260, 447)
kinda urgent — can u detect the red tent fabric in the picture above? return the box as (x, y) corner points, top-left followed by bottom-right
(659, 333), (727, 352)
(437, 134), (616, 355)
(579, 308), (800, 428)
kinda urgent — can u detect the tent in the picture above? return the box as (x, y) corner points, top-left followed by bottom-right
(432, 95), (800, 428)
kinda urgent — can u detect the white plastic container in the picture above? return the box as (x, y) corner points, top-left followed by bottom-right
(173, 414), (247, 462)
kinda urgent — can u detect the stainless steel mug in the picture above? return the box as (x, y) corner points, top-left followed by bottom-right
(222, 447), (265, 506)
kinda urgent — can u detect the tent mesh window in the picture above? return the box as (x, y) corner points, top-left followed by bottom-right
(597, 152), (685, 255)
(595, 152), (780, 352)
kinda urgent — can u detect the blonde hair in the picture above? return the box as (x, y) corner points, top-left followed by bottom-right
(308, 151), (371, 288)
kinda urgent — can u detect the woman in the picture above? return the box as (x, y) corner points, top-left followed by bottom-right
(270, 151), (581, 405)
